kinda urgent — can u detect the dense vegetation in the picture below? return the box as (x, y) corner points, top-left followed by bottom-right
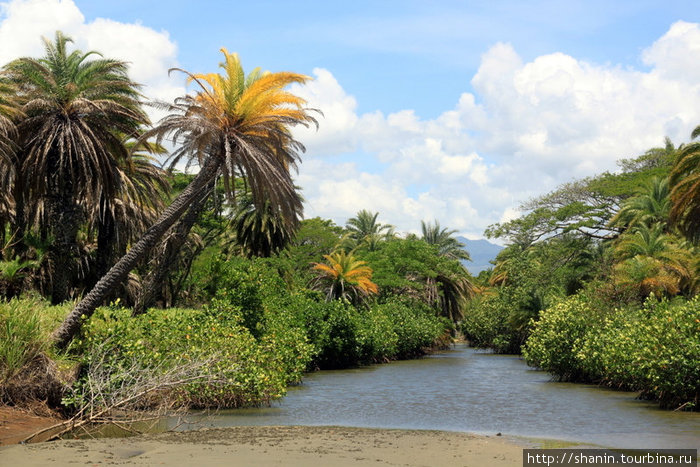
(463, 136), (700, 410)
(0, 33), (465, 427)
(1, 30), (699, 433)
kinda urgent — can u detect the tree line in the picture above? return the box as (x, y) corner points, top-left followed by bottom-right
(0, 32), (474, 350)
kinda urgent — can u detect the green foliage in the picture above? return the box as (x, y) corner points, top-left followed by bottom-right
(0, 298), (47, 383)
(486, 142), (676, 246)
(463, 236), (598, 354)
(524, 293), (700, 410)
(359, 237), (475, 322)
(0, 298), (71, 406)
(522, 295), (601, 381)
(74, 303), (313, 409)
(576, 297), (700, 410)
(268, 293), (448, 369)
(461, 293), (524, 354)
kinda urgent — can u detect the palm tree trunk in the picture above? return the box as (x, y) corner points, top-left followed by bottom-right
(132, 181), (213, 315)
(48, 190), (81, 304)
(52, 157), (221, 348)
(95, 197), (116, 281)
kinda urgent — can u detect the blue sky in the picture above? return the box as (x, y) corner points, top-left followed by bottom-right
(2, 0), (700, 239)
(72, 0), (695, 116)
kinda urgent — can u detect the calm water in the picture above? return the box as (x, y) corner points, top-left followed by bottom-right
(185, 345), (700, 449)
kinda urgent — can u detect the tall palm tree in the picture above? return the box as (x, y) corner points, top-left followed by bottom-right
(670, 125), (700, 243)
(312, 250), (378, 303)
(0, 77), (19, 253)
(53, 48), (316, 347)
(5, 32), (148, 303)
(420, 220), (471, 261)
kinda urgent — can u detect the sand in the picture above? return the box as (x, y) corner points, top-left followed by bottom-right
(0, 425), (529, 466)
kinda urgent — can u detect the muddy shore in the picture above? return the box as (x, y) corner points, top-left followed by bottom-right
(0, 425), (530, 466)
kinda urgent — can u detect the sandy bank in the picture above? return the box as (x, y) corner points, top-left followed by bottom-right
(0, 425), (529, 466)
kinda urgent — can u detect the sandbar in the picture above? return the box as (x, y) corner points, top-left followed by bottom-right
(0, 425), (529, 466)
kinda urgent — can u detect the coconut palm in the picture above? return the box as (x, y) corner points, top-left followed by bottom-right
(5, 32), (148, 303)
(312, 250), (378, 303)
(420, 220), (471, 261)
(53, 48), (316, 347)
(670, 125), (700, 243)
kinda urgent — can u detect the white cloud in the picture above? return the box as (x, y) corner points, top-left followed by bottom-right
(297, 21), (700, 240)
(4, 3), (699, 242)
(643, 20), (700, 84)
(0, 0), (184, 122)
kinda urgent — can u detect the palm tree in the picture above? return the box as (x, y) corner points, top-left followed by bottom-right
(91, 145), (170, 281)
(0, 76), (18, 168)
(227, 193), (301, 258)
(344, 210), (393, 251)
(53, 48), (316, 347)
(311, 250), (378, 304)
(609, 177), (670, 231)
(613, 222), (692, 298)
(0, 77), (18, 253)
(5, 32), (148, 303)
(670, 125), (700, 243)
(420, 220), (471, 261)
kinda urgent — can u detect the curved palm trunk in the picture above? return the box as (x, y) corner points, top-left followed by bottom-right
(52, 157), (221, 348)
(132, 181), (213, 315)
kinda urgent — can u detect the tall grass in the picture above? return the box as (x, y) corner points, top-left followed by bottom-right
(0, 299), (47, 382)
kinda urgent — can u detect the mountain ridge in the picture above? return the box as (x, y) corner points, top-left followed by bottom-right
(456, 237), (503, 275)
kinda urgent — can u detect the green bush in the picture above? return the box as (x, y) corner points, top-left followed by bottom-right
(461, 294), (527, 354)
(576, 297), (700, 409)
(74, 303), (313, 410)
(522, 295), (600, 381)
(523, 293), (700, 410)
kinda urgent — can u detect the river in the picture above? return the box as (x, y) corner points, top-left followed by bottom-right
(183, 344), (699, 449)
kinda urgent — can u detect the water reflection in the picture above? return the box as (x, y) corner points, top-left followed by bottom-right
(183, 345), (699, 449)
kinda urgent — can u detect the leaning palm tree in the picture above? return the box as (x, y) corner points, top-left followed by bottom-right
(5, 32), (148, 303)
(53, 48), (316, 347)
(90, 144), (170, 281)
(421, 220), (471, 261)
(311, 250), (378, 304)
(670, 125), (700, 243)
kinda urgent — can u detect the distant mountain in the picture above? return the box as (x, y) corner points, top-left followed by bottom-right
(456, 237), (503, 275)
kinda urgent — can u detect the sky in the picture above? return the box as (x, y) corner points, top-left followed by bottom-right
(1, 0), (699, 240)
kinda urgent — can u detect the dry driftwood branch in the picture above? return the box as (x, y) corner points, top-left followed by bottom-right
(22, 341), (226, 443)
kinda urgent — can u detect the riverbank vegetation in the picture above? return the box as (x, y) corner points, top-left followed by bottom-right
(0, 29), (698, 434)
(463, 135), (700, 411)
(0, 33), (462, 428)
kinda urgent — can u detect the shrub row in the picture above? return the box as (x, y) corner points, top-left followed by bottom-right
(523, 294), (700, 410)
